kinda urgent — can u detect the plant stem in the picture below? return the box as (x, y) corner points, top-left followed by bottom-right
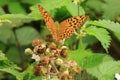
(79, 36), (83, 50)
(13, 28), (24, 66)
(78, 4), (79, 15)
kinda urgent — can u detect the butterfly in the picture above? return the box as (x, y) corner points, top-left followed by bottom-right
(38, 5), (88, 42)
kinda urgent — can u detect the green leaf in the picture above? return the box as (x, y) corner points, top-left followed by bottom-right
(66, 2), (85, 16)
(0, 51), (23, 80)
(29, 0), (71, 20)
(16, 26), (40, 45)
(89, 20), (120, 33)
(0, 43), (6, 52)
(114, 32), (120, 42)
(85, 26), (111, 53)
(22, 62), (39, 80)
(0, 51), (7, 60)
(85, 0), (120, 19)
(0, 0), (9, 6)
(0, 14), (32, 28)
(0, 7), (5, 15)
(6, 46), (21, 64)
(8, 2), (26, 14)
(29, 5), (42, 20)
(83, 54), (113, 68)
(21, 0), (40, 4)
(85, 0), (103, 12)
(39, 26), (50, 39)
(103, 0), (120, 19)
(39, 0), (71, 11)
(82, 35), (98, 48)
(0, 51), (21, 69)
(0, 67), (23, 80)
(87, 61), (120, 80)
(68, 49), (93, 66)
(0, 27), (12, 44)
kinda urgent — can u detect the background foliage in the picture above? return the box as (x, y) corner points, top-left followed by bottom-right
(0, 0), (120, 80)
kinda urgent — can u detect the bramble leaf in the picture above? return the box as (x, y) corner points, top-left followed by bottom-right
(39, 0), (71, 10)
(68, 49), (93, 66)
(0, 51), (23, 80)
(83, 54), (113, 68)
(0, 27), (12, 44)
(85, 26), (111, 53)
(16, 26), (40, 45)
(103, 0), (120, 19)
(89, 20), (120, 33)
(66, 2), (85, 16)
(8, 2), (26, 14)
(87, 61), (120, 80)
(0, 14), (32, 28)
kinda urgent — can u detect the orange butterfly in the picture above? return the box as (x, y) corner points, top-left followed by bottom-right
(38, 5), (88, 42)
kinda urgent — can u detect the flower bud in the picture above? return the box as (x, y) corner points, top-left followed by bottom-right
(25, 48), (33, 54)
(32, 39), (42, 47)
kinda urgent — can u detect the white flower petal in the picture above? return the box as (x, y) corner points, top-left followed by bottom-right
(115, 73), (120, 80)
(32, 54), (40, 61)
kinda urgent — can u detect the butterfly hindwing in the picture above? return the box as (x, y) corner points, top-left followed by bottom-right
(58, 16), (88, 40)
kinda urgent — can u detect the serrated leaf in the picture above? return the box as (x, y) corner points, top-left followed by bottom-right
(16, 26), (39, 45)
(85, 26), (111, 53)
(0, 51), (23, 80)
(68, 49), (93, 66)
(89, 20), (120, 33)
(103, 0), (120, 19)
(87, 61), (120, 80)
(0, 14), (32, 28)
(8, 2), (26, 14)
(0, 68), (23, 80)
(83, 54), (113, 68)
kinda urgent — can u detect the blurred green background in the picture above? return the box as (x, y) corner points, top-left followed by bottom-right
(0, 0), (120, 80)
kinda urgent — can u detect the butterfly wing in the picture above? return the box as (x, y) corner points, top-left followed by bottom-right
(38, 5), (57, 40)
(58, 15), (88, 41)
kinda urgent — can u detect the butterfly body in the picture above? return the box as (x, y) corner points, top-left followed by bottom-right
(38, 5), (88, 42)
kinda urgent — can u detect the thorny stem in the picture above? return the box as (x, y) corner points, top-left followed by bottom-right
(13, 28), (24, 66)
(50, 60), (59, 74)
(46, 65), (51, 79)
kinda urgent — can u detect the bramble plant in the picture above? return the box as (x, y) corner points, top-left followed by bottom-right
(0, 0), (120, 80)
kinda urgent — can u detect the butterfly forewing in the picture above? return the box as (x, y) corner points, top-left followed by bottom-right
(58, 16), (88, 41)
(38, 5), (57, 40)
